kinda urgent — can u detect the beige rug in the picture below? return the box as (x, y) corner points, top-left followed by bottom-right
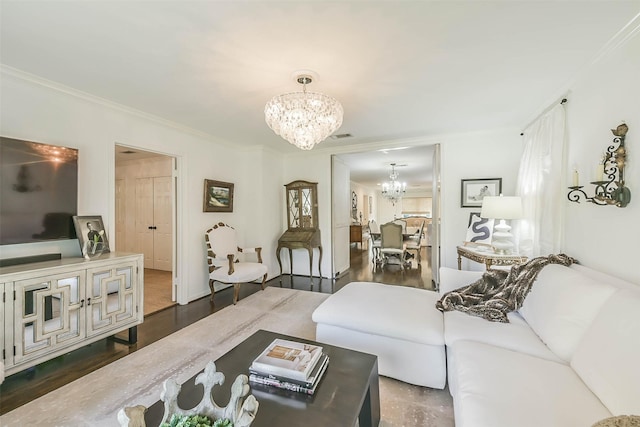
(0, 287), (453, 426)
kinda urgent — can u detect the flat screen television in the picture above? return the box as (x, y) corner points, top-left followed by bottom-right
(0, 136), (78, 245)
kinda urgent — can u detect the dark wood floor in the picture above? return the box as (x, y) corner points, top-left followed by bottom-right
(0, 245), (433, 414)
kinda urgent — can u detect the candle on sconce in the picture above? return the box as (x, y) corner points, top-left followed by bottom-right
(572, 169), (579, 187)
(596, 164), (604, 182)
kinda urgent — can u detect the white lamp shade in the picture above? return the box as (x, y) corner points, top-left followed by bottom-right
(480, 196), (523, 220)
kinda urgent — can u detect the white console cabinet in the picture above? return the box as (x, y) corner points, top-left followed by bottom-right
(1, 252), (143, 376)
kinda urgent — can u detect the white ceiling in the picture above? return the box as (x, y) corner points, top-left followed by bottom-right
(2, 1), (639, 186)
(338, 145), (435, 193)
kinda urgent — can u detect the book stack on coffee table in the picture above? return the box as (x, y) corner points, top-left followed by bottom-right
(249, 338), (329, 395)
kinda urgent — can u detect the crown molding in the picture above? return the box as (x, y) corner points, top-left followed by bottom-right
(0, 64), (240, 148)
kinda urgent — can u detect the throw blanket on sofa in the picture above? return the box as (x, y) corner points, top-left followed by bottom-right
(436, 253), (575, 323)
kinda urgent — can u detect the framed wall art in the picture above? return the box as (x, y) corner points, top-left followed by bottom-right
(461, 178), (502, 208)
(72, 215), (110, 258)
(204, 179), (234, 213)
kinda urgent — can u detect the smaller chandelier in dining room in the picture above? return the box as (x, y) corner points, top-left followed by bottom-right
(381, 163), (407, 206)
(265, 73), (343, 150)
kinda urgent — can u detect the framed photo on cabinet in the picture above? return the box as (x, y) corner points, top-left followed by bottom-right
(73, 215), (110, 258)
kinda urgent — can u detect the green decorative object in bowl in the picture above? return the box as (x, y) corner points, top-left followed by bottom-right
(161, 414), (233, 427)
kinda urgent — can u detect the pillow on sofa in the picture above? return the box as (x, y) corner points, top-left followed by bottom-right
(571, 289), (640, 415)
(518, 264), (617, 362)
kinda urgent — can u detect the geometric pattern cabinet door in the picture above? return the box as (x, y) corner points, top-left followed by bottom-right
(85, 261), (139, 338)
(12, 270), (86, 365)
(1, 282), (6, 366)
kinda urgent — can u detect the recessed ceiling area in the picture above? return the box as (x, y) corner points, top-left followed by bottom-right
(2, 2), (639, 153)
(337, 145), (435, 193)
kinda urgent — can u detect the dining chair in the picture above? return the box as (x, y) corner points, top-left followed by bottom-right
(405, 221), (425, 264)
(368, 220), (382, 263)
(379, 222), (407, 271)
(392, 219), (407, 233)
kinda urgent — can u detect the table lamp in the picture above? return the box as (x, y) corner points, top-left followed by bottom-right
(480, 195), (523, 254)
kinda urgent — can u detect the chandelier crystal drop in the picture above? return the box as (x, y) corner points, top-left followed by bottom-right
(381, 163), (406, 206)
(265, 74), (343, 150)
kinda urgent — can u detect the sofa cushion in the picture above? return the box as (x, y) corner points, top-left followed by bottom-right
(449, 340), (611, 427)
(571, 289), (640, 415)
(444, 310), (562, 362)
(571, 264), (638, 292)
(518, 264), (617, 362)
(439, 267), (483, 295)
(312, 281), (443, 345)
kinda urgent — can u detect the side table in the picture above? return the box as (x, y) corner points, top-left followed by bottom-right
(457, 245), (527, 270)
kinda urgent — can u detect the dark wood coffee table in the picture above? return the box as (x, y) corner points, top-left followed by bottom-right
(144, 329), (380, 427)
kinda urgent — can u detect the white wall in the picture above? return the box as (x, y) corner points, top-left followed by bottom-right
(0, 70), (284, 303)
(349, 181), (375, 224)
(440, 130), (524, 271)
(562, 28), (640, 284)
(377, 189), (402, 223)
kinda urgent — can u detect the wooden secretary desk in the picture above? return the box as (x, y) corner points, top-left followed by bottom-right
(276, 180), (322, 285)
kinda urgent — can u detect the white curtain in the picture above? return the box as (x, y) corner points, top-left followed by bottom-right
(514, 103), (566, 257)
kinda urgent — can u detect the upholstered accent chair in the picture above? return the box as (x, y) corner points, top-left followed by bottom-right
(205, 222), (268, 305)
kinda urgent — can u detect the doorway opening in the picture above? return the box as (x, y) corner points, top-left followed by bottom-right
(115, 145), (177, 315)
(332, 144), (441, 288)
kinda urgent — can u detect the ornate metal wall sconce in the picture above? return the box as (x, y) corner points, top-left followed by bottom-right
(568, 123), (631, 207)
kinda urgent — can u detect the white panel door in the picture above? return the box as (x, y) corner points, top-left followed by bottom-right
(152, 176), (173, 271)
(135, 177), (155, 268)
(332, 156), (351, 277)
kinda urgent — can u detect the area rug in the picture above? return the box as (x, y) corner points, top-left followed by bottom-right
(0, 287), (453, 427)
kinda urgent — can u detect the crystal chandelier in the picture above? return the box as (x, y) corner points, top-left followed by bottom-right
(381, 163), (406, 206)
(265, 74), (343, 150)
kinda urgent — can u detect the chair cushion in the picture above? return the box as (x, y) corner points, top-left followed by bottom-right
(209, 262), (267, 283)
(570, 289), (640, 415)
(518, 264), (617, 362)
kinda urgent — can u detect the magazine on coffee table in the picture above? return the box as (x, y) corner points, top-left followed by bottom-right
(251, 338), (323, 382)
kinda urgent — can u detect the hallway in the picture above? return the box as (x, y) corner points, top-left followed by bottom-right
(143, 268), (175, 316)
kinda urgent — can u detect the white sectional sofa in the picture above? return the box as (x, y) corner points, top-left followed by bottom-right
(312, 263), (640, 427)
(442, 264), (640, 426)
